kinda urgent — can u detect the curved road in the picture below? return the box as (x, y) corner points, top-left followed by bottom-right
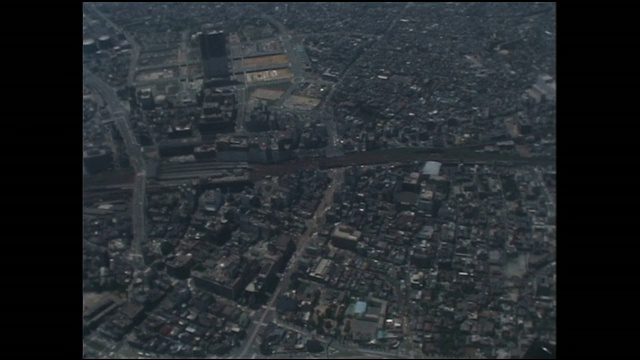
(86, 3), (142, 86)
(84, 70), (147, 269)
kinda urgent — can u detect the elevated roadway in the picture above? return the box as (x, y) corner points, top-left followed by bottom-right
(84, 70), (147, 270)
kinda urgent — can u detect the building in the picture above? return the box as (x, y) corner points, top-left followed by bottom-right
(167, 124), (193, 139)
(401, 172), (421, 192)
(139, 88), (155, 110)
(200, 31), (230, 79)
(245, 257), (280, 295)
(244, 242), (285, 295)
(497, 140), (516, 149)
(276, 296), (298, 313)
(395, 191), (418, 211)
(421, 161), (442, 179)
(410, 250), (433, 269)
(216, 135), (249, 162)
(119, 302), (145, 324)
(417, 186), (435, 214)
(193, 267), (244, 300)
(154, 95), (167, 107)
(83, 298), (120, 332)
(532, 74), (556, 102)
(158, 138), (201, 158)
(198, 89), (237, 133)
(191, 255), (259, 299)
(269, 234), (296, 263)
(523, 340), (556, 359)
(322, 69), (339, 82)
(166, 254), (194, 279)
(194, 144), (217, 160)
(330, 225), (362, 251)
(140, 89), (156, 110)
(201, 189), (224, 212)
(309, 258), (333, 283)
(354, 301), (368, 316)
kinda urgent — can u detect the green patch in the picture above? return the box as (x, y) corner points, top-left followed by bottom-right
(297, 281), (309, 294)
(87, 340), (107, 352)
(345, 303), (356, 317)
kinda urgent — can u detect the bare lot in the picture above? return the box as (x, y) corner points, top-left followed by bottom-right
(252, 88), (285, 101)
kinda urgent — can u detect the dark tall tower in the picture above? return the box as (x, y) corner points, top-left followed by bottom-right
(199, 31), (230, 80)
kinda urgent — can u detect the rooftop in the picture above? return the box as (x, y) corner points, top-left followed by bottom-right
(355, 301), (368, 315)
(332, 225), (362, 242)
(422, 161), (442, 176)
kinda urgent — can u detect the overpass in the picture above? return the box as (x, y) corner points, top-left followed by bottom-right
(84, 70), (147, 270)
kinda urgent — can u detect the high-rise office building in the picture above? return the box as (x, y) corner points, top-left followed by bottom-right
(199, 31), (230, 79)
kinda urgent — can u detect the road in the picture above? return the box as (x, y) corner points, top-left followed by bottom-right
(317, 2), (415, 158)
(84, 70), (147, 270)
(536, 167), (556, 209)
(235, 82), (249, 133)
(269, 317), (415, 360)
(85, 146), (553, 193)
(237, 169), (345, 359)
(260, 15), (307, 110)
(86, 3), (142, 87)
(262, 15), (340, 156)
(261, 15), (304, 78)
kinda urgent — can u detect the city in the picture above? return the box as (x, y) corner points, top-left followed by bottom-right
(83, 3), (556, 359)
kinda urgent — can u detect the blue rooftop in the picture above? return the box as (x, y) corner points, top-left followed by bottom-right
(354, 301), (367, 314)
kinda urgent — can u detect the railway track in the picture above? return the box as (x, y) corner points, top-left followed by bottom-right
(85, 147), (553, 191)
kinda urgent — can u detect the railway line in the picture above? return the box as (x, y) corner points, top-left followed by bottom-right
(85, 147), (553, 192)
(159, 161), (249, 173)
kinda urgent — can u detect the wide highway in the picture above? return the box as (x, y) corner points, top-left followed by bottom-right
(84, 70), (147, 269)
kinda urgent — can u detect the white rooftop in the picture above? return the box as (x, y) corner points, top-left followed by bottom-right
(422, 161), (442, 176)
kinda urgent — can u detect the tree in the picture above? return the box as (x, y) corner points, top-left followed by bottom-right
(326, 305), (336, 319)
(160, 241), (173, 256)
(336, 306), (345, 325)
(318, 312), (326, 325)
(324, 320), (332, 330)
(344, 320), (351, 334)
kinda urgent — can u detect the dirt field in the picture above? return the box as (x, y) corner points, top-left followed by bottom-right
(135, 67), (178, 82)
(187, 63), (202, 77)
(244, 54), (289, 68)
(284, 95), (321, 110)
(229, 32), (241, 44)
(83, 292), (122, 314)
(231, 59), (244, 70)
(252, 88), (285, 101)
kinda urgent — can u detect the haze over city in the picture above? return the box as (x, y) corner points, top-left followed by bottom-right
(83, 3), (556, 359)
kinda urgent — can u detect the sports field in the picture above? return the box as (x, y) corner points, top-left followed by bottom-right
(284, 95), (321, 110)
(252, 88), (285, 101)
